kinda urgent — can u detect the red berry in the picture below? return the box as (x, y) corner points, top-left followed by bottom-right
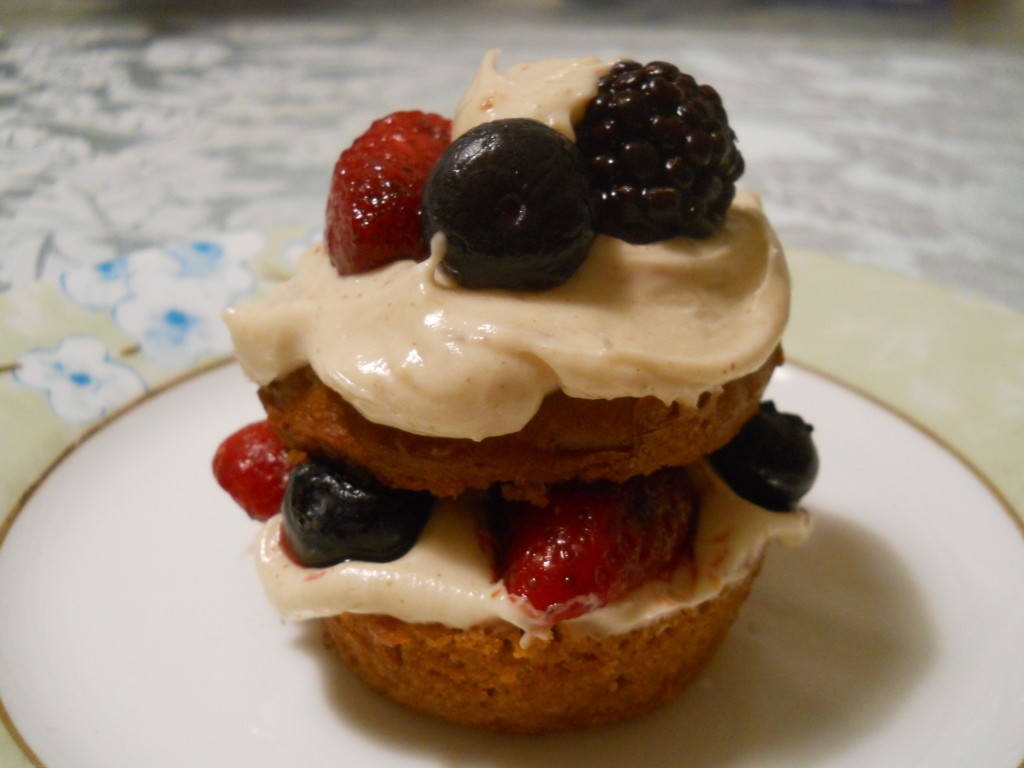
(495, 467), (697, 625)
(325, 110), (452, 276)
(212, 421), (291, 521)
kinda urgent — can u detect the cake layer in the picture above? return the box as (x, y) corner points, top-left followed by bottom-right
(322, 566), (758, 734)
(259, 347), (780, 499)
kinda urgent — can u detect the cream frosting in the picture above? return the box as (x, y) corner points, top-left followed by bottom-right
(255, 463), (811, 644)
(225, 189), (788, 441)
(451, 50), (609, 141)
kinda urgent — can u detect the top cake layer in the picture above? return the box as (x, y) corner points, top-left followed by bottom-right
(226, 189), (787, 440)
(224, 52), (790, 441)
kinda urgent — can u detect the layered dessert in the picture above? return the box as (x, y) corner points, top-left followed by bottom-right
(213, 52), (818, 733)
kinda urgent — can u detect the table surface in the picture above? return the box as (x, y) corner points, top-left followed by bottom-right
(2, 7), (1024, 767)
(2, 1), (1023, 310)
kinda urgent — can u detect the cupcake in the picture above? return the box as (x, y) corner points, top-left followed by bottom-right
(213, 51), (818, 734)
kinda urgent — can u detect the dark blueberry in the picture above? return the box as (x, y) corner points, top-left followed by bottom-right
(574, 60), (744, 243)
(281, 461), (432, 568)
(709, 401), (818, 512)
(422, 118), (595, 292)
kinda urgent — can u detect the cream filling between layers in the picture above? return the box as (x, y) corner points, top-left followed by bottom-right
(255, 462), (811, 643)
(225, 189), (788, 441)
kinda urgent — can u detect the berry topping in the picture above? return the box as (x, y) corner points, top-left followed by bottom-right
(325, 110), (451, 276)
(422, 118), (595, 291)
(281, 461), (433, 568)
(490, 467), (697, 625)
(710, 401), (818, 512)
(212, 421), (291, 522)
(575, 60), (744, 243)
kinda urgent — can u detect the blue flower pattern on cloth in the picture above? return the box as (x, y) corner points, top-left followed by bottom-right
(14, 336), (147, 423)
(60, 232), (262, 370)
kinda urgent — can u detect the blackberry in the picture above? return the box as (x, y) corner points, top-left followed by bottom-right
(575, 60), (745, 243)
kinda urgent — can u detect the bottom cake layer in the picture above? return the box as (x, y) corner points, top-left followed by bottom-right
(322, 563), (759, 733)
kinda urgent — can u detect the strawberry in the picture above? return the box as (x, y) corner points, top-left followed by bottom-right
(212, 420), (291, 521)
(325, 110), (452, 276)
(493, 467), (697, 625)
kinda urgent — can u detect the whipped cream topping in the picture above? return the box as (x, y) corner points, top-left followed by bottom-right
(225, 190), (787, 440)
(255, 463), (811, 643)
(451, 50), (609, 141)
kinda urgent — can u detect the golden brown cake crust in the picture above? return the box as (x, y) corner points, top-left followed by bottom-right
(322, 566), (758, 734)
(260, 348), (782, 499)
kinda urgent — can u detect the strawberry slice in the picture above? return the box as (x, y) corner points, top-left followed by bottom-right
(325, 110), (452, 276)
(212, 420), (291, 521)
(493, 467), (698, 625)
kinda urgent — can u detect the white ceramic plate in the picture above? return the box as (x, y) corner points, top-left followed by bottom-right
(1, 363), (1022, 768)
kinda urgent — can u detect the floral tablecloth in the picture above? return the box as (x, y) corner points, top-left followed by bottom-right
(2, 8), (1023, 766)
